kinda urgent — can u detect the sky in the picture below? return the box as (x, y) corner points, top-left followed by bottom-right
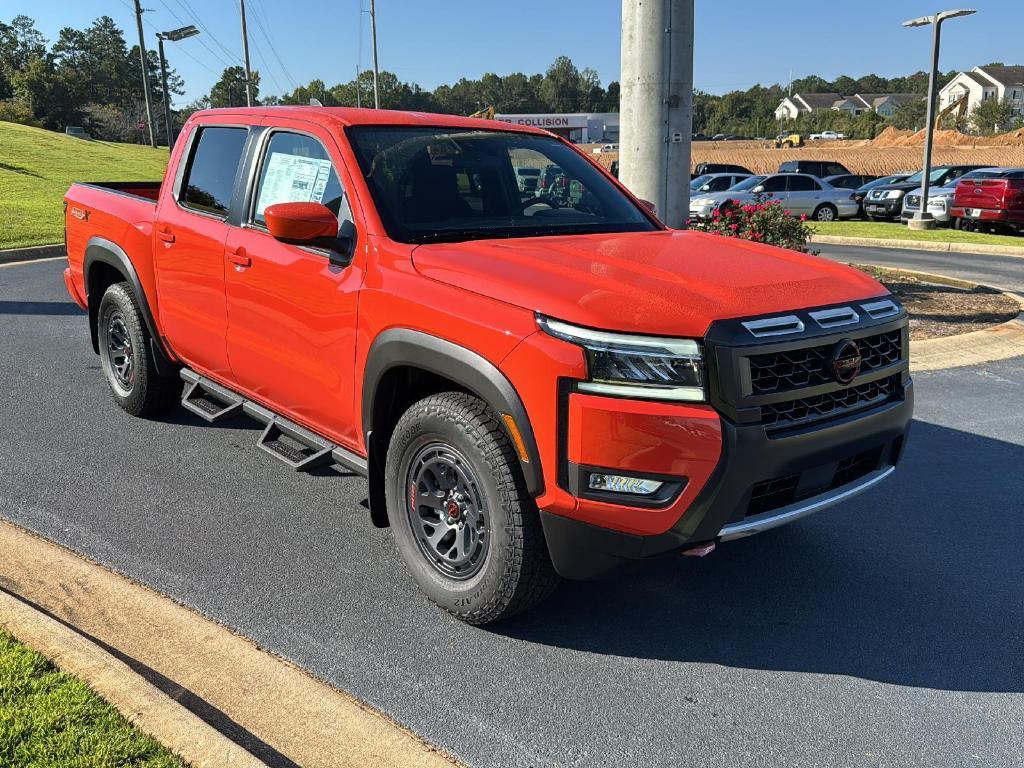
(9, 0), (1024, 106)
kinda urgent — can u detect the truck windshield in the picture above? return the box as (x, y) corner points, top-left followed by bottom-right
(347, 126), (657, 244)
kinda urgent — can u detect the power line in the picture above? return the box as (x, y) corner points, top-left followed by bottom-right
(245, 4), (298, 92)
(247, 34), (284, 95)
(172, 0), (241, 65)
(155, 0), (237, 71)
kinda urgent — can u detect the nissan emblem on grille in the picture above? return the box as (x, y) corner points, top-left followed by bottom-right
(830, 339), (862, 384)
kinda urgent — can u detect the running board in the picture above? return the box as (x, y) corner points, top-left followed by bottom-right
(178, 369), (368, 476)
(180, 369), (243, 423)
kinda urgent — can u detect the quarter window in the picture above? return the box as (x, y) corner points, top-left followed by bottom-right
(251, 132), (349, 227)
(179, 126), (248, 216)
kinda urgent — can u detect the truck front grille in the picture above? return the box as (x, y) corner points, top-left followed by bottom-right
(761, 375), (901, 429)
(749, 330), (902, 395)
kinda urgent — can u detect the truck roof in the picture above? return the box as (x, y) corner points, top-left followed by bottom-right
(189, 106), (546, 135)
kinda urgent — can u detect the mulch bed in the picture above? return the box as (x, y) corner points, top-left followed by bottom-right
(855, 265), (1021, 340)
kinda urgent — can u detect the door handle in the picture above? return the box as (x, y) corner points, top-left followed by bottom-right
(156, 227), (175, 243)
(226, 247), (251, 267)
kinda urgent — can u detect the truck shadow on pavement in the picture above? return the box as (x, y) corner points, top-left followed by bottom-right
(497, 420), (1024, 693)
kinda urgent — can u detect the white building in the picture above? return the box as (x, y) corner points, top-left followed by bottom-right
(939, 65), (1024, 119)
(775, 92), (920, 121)
(493, 112), (620, 143)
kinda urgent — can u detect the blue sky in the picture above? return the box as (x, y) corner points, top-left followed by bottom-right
(10, 0), (1023, 105)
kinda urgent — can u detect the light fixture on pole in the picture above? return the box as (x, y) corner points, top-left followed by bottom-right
(902, 8), (976, 230)
(156, 25), (199, 153)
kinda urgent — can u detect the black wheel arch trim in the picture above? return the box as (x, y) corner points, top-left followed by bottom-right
(83, 236), (176, 374)
(362, 329), (544, 498)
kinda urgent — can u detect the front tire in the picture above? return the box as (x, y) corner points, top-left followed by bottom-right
(97, 282), (179, 417)
(385, 392), (559, 624)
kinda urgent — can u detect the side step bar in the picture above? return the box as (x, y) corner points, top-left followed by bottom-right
(178, 369), (368, 476)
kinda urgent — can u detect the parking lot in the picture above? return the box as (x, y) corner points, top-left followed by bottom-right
(2, 256), (1022, 767)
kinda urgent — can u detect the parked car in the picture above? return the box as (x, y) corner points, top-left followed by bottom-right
(689, 173), (858, 221)
(900, 168), (1014, 226)
(778, 160), (852, 179)
(689, 172), (754, 194)
(692, 162), (754, 180)
(809, 131), (846, 141)
(591, 143), (619, 154)
(823, 174), (878, 190)
(514, 167), (541, 194)
(863, 165), (985, 221)
(62, 107), (912, 624)
(851, 174), (913, 217)
(950, 168), (1024, 233)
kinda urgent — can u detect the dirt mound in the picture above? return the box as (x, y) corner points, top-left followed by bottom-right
(872, 125), (1024, 148)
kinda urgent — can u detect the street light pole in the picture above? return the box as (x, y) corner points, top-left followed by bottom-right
(902, 8), (976, 230)
(156, 26), (199, 153)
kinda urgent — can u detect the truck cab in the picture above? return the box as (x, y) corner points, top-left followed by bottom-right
(63, 107), (913, 625)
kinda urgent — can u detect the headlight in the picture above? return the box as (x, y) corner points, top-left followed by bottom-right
(537, 316), (705, 402)
(691, 197), (715, 207)
(885, 190), (905, 199)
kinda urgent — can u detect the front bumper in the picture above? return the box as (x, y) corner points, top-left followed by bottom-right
(863, 199), (903, 218)
(541, 388), (912, 578)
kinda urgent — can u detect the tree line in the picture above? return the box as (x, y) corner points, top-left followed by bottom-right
(2, 13), (1019, 144)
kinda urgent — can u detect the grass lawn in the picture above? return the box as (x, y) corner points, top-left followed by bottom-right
(0, 629), (184, 767)
(812, 220), (1024, 247)
(0, 121), (168, 250)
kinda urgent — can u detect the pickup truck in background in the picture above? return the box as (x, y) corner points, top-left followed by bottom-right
(949, 168), (1024, 233)
(63, 107), (913, 624)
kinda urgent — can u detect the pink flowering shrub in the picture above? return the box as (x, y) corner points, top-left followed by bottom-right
(690, 197), (814, 252)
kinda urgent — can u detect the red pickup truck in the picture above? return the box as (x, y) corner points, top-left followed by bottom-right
(63, 107), (913, 624)
(950, 169), (1024, 233)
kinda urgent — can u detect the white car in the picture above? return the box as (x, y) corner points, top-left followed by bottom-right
(810, 130), (846, 141)
(689, 173), (858, 222)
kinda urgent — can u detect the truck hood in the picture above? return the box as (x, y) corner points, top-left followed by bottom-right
(412, 230), (887, 337)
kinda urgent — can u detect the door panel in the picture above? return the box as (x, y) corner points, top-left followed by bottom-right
(154, 124), (248, 379)
(224, 125), (365, 446)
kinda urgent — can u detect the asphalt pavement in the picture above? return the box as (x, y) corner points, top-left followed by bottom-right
(1, 258), (1022, 767)
(816, 242), (1024, 293)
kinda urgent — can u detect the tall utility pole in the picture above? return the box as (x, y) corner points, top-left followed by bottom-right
(239, 0), (253, 106)
(370, 0), (380, 109)
(132, 0), (157, 148)
(619, 0), (694, 228)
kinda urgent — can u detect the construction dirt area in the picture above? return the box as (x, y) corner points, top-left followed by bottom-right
(585, 126), (1024, 176)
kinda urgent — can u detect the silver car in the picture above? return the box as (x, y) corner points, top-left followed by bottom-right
(689, 173), (858, 222)
(900, 167), (1019, 225)
(689, 172), (754, 194)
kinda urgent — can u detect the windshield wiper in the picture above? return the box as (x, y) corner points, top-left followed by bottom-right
(411, 228), (513, 244)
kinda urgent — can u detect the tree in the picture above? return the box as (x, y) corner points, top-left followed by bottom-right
(970, 97), (1014, 134)
(209, 66), (258, 108)
(889, 100), (927, 131)
(541, 56), (586, 112)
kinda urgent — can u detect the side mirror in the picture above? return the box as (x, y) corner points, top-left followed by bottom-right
(753, 185), (765, 193)
(264, 202), (352, 265)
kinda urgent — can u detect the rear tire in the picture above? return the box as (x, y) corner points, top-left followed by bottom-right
(813, 203), (838, 222)
(385, 392), (559, 625)
(97, 282), (179, 417)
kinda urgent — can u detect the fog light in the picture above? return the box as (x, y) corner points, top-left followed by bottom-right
(588, 473), (663, 495)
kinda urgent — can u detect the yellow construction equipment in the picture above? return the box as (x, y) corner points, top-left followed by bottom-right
(773, 132), (803, 148)
(935, 95), (969, 130)
(468, 105), (495, 120)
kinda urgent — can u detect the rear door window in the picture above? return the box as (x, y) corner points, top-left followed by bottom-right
(788, 176), (819, 191)
(179, 126), (248, 216)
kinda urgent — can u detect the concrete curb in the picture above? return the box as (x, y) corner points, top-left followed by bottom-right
(811, 234), (1024, 258)
(0, 520), (462, 768)
(0, 588), (268, 768)
(862, 264), (1024, 372)
(0, 244), (65, 264)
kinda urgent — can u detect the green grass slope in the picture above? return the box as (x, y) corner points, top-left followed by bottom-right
(0, 121), (168, 249)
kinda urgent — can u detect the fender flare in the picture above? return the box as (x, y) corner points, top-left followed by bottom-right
(84, 236), (175, 374)
(362, 329), (544, 497)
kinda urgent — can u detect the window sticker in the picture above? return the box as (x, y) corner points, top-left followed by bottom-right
(255, 152), (334, 216)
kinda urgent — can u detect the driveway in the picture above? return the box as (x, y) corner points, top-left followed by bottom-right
(1, 258), (1022, 767)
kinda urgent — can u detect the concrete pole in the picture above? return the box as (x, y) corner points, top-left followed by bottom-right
(239, 0), (253, 106)
(370, 0), (381, 109)
(157, 38), (173, 152)
(619, 0), (694, 228)
(910, 17), (942, 230)
(132, 0), (157, 148)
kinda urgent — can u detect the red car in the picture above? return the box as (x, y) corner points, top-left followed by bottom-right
(62, 107), (913, 624)
(950, 169), (1024, 233)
